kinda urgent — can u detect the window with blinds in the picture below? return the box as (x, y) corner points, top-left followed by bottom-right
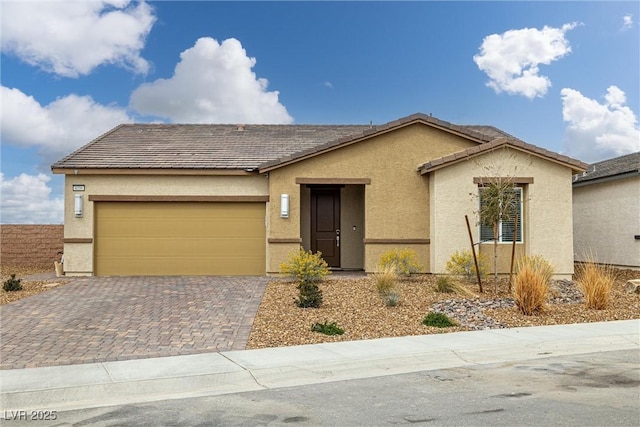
(479, 187), (522, 243)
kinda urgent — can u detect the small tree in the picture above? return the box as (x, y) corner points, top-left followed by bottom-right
(477, 177), (519, 293)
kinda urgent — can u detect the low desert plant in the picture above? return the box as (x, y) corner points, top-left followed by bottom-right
(311, 320), (344, 336)
(523, 255), (554, 285)
(513, 255), (553, 315)
(378, 248), (423, 277)
(435, 276), (454, 293)
(373, 266), (402, 306)
(422, 312), (457, 328)
(374, 265), (398, 295)
(3, 274), (22, 292)
(435, 276), (474, 297)
(295, 282), (323, 308)
(382, 290), (401, 307)
(576, 261), (614, 310)
(445, 249), (487, 282)
(280, 248), (330, 284)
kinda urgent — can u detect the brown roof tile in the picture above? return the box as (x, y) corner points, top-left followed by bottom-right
(51, 113), (555, 172)
(419, 138), (588, 174)
(573, 151), (640, 184)
(52, 123), (372, 171)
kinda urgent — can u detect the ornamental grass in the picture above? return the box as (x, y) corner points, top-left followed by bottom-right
(513, 255), (553, 315)
(576, 261), (615, 310)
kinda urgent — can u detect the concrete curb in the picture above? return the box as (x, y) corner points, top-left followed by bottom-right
(1, 320), (638, 413)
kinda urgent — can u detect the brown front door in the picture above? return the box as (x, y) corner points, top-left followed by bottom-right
(311, 187), (340, 268)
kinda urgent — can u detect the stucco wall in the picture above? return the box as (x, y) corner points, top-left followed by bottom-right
(429, 147), (575, 279)
(573, 176), (640, 268)
(61, 174), (268, 275)
(267, 123), (476, 273)
(479, 244), (525, 274)
(0, 225), (63, 269)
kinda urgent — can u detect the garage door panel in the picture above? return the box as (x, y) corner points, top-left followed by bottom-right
(95, 202), (266, 275)
(96, 236), (266, 256)
(99, 222), (264, 239)
(97, 255), (265, 276)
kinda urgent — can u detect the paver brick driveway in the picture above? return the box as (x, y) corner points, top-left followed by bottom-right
(0, 276), (269, 370)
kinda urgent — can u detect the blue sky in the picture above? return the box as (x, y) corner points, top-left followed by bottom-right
(1, 1), (639, 224)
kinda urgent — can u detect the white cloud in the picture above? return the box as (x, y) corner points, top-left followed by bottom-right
(561, 86), (640, 162)
(0, 0), (155, 77)
(0, 86), (133, 166)
(474, 23), (579, 99)
(622, 14), (633, 31)
(0, 173), (64, 224)
(324, 81), (334, 89)
(130, 37), (293, 124)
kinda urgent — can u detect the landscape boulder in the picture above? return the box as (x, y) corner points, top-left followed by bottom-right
(625, 279), (640, 294)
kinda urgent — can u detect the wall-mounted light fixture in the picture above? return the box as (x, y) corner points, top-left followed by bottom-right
(74, 194), (83, 218)
(280, 194), (289, 218)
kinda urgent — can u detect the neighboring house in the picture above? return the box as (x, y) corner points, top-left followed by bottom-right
(52, 113), (587, 278)
(573, 152), (640, 269)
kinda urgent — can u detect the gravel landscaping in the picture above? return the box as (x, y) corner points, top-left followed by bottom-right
(246, 269), (640, 349)
(2, 265), (638, 351)
(0, 266), (72, 305)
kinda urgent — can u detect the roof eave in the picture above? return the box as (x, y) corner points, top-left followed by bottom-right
(419, 140), (588, 175)
(259, 114), (492, 173)
(51, 167), (258, 176)
(573, 170), (640, 187)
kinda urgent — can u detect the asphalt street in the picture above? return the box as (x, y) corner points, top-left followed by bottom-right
(3, 348), (638, 427)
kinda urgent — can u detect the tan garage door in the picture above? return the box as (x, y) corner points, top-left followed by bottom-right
(95, 202), (266, 276)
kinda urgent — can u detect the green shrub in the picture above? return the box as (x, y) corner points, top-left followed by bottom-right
(382, 290), (401, 307)
(422, 312), (457, 328)
(378, 248), (423, 277)
(295, 282), (323, 308)
(281, 248), (329, 308)
(3, 274), (22, 292)
(311, 320), (344, 336)
(513, 255), (553, 315)
(435, 276), (474, 297)
(445, 249), (487, 282)
(281, 248), (330, 284)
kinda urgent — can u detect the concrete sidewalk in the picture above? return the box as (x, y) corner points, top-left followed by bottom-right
(1, 320), (638, 413)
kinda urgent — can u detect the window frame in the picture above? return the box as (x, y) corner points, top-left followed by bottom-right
(478, 185), (523, 244)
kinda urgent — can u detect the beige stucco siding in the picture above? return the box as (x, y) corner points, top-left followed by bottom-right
(429, 147), (575, 279)
(479, 244), (525, 274)
(526, 159), (574, 278)
(267, 123), (477, 273)
(62, 174), (268, 275)
(573, 176), (640, 268)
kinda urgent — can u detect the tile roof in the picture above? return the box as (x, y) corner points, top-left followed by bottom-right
(418, 137), (588, 174)
(51, 113), (559, 172)
(52, 123), (371, 170)
(458, 125), (514, 140)
(572, 151), (640, 185)
(256, 113), (496, 171)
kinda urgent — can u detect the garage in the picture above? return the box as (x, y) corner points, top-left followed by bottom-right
(94, 201), (266, 276)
